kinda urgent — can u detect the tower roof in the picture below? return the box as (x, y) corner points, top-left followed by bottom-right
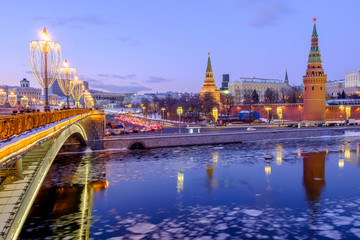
(312, 21), (317, 37)
(285, 70), (288, 81)
(308, 18), (322, 63)
(206, 54), (212, 73)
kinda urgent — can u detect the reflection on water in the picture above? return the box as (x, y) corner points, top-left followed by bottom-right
(19, 137), (360, 239)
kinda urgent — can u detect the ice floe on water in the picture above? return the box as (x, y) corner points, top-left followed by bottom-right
(80, 197), (360, 239)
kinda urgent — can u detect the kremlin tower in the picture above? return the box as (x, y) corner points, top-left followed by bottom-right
(200, 53), (223, 104)
(302, 18), (327, 123)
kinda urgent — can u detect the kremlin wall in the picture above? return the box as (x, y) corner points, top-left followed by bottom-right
(228, 104), (360, 122)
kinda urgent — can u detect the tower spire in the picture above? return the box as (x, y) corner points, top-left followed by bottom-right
(312, 18), (318, 37)
(308, 18), (321, 63)
(285, 69), (289, 84)
(206, 52), (212, 73)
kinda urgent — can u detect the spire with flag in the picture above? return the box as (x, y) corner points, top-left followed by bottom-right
(206, 52), (212, 74)
(308, 17), (321, 63)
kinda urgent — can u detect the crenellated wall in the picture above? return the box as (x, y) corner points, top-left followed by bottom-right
(228, 104), (360, 121)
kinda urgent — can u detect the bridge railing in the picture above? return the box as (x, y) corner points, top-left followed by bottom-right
(0, 109), (91, 140)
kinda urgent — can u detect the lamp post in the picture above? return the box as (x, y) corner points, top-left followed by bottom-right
(59, 59), (76, 109)
(142, 106), (146, 117)
(339, 105), (344, 125)
(265, 106), (271, 127)
(0, 89), (7, 106)
(345, 106), (351, 121)
(29, 28), (61, 111)
(276, 106), (283, 126)
(21, 96), (29, 109)
(212, 107), (218, 127)
(8, 92), (17, 108)
(72, 76), (83, 108)
(32, 98), (36, 107)
(161, 107), (166, 120)
(84, 91), (91, 109)
(177, 106), (183, 134)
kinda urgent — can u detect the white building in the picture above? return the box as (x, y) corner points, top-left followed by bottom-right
(228, 76), (290, 103)
(345, 70), (360, 88)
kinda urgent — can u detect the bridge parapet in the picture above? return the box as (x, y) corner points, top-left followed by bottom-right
(0, 109), (91, 140)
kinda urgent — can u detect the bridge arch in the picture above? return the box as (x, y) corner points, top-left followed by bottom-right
(8, 122), (88, 240)
(129, 141), (146, 150)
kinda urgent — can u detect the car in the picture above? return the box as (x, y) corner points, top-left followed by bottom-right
(109, 124), (125, 135)
(247, 127), (256, 131)
(327, 123), (336, 127)
(105, 127), (111, 136)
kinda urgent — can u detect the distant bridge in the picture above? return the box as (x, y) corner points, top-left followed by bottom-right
(0, 109), (104, 239)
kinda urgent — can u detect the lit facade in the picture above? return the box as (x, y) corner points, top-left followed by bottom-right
(345, 70), (360, 88)
(16, 78), (42, 104)
(302, 19), (327, 123)
(228, 73), (290, 103)
(326, 80), (345, 98)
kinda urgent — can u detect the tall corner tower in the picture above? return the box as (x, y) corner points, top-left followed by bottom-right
(202, 53), (217, 92)
(303, 18), (327, 123)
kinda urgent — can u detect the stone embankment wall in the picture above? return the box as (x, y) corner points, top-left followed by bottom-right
(103, 127), (354, 150)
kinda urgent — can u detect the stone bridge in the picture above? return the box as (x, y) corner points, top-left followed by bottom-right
(0, 109), (104, 240)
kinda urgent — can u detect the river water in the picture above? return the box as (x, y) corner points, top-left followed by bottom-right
(19, 133), (360, 239)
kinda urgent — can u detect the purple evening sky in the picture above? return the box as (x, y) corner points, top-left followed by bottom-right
(0, 0), (359, 94)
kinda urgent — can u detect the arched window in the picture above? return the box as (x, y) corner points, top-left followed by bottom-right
(312, 86), (314, 90)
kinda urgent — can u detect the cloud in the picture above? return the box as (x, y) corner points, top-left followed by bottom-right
(25, 70), (33, 74)
(97, 74), (137, 80)
(146, 76), (172, 83)
(117, 36), (141, 46)
(248, 1), (290, 28)
(34, 15), (108, 27)
(90, 83), (151, 93)
(81, 75), (150, 93)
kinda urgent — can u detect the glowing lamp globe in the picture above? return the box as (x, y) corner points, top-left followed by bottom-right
(58, 59), (76, 108)
(29, 27), (61, 110)
(72, 76), (84, 107)
(21, 96), (29, 108)
(0, 89), (7, 106)
(8, 92), (17, 107)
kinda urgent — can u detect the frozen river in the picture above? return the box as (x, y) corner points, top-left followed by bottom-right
(19, 133), (360, 239)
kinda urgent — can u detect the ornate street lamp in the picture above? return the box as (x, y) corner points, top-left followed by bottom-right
(339, 105), (345, 124)
(72, 76), (83, 108)
(32, 98), (36, 106)
(212, 107), (218, 123)
(84, 91), (94, 109)
(345, 106), (351, 120)
(8, 92), (17, 107)
(21, 96), (29, 108)
(265, 106), (271, 125)
(0, 89), (7, 106)
(29, 27), (61, 111)
(161, 107), (166, 119)
(58, 59), (76, 109)
(177, 106), (183, 134)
